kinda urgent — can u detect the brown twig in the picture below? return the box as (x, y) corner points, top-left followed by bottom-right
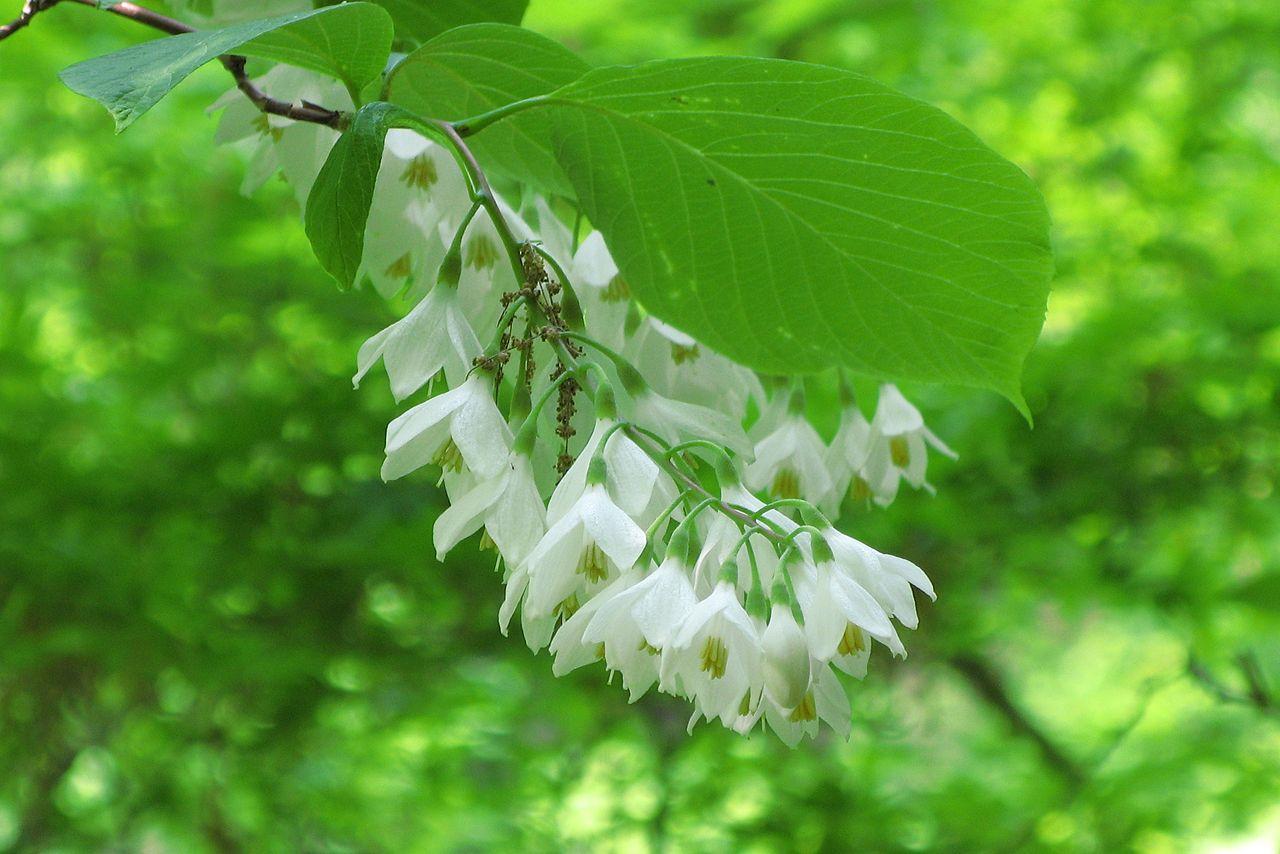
(1, 0), (345, 128)
(1188, 652), (1277, 716)
(949, 653), (1086, 786)
(0, 0), (45, 40)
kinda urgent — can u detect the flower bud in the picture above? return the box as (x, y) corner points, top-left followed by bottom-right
(761, 603), (811, 709)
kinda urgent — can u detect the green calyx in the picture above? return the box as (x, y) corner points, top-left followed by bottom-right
(594, 380), (618, 420)
(586, 455), (608, 486)
(786, 380), (807, 415)
(437, 243), (462, 289)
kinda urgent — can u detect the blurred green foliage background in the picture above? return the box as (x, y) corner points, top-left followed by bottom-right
(2, 0), (1279, 850)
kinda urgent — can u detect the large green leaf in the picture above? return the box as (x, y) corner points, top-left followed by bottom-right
(386, 24), (588, 195)
(367, 0), (528, 47)
(59, 4), (393, 131)
(304, 102), (403, 289)
(543, 58), (1053, 409)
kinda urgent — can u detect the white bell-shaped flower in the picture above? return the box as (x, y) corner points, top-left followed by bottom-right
(381, 373), (511, 482)
(548, 405), (676, 529)
(353, 280), (482, 400)
(744, 406), (834, 505)
(789, 547), (901, 661)
(661, 578), (761, 720)
(358, 131), (462, 299)
(522, 463), (648, 619)
(211, 66), (350, 203)
(582, 532), (700, 700)
(625, 317), (765, 418)
(437, 197), (534, 331)
(759, 663), (852, 746)
(825, 398), (884, 510)
(432, 448), (545, 566)
(863, 384), (957, 505)
(533, 200), (629, 350)
(549, 569), (642, 678)
(760, 602), (811, 711)
(820, 523), (935, 631)
(622, 364), (752, 459)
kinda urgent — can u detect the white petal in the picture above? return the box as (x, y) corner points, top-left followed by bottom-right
(485, 457), (546, 567)
(830, 571), (894, 637)
(604, 432), (661, 519)
(814, 665), (852, 740)
(578, 488), (647, 572)
(572, 231), (618, 287)
(880, 553), (936, 600)
(433, 469), (507, 560)
(872, 384), (924, 435)
(450, 381), (513, 478)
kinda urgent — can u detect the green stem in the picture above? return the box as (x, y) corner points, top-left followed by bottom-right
(483, 295), (529, 355)
(453, 95), (550, 137)
(514, 369), (581, 447)
(392, 112), (527, 287)
(646, 489), (697, 542)
(665, 439), (735, 464)
(561, 330), (632, 374)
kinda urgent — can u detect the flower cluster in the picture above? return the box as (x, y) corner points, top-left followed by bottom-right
(213, 69), (955, 745)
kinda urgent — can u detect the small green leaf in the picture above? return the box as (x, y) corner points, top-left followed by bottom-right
(59, 4), (393, 131)
(304, 101), (402, 289)
(543, 57), (1053, 409)
(366, 0), (529, 47)
(387, 24), (588, 195)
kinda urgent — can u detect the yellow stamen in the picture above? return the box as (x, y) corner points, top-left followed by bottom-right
(788, 691), (817, 722)
(576, 542), (609, 583)
(849, 475), (873, 502)
(670, 343), (700, 364)
(400, 154), (438, 191)
(770, 468), (801, 500)
(889, 435), (910, 468)
(478, 530), (496, 552)
(602, 276), (630, 302)
(837, 623), (866, 657)
(384, 252), (413, 280)
(251, 113), (283, 142)
(465, 234), (500, 270)
(556, 593), (581, 619)
(432, 438), (463, 473)
(637, 639), (661, 656)
(699, 636), (728, 679)
(738, 692), (753, 716)
(595, 642), (606, 661)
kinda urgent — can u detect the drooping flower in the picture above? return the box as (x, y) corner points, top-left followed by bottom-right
(758, 662), (852, 746)
(582, 539), (700, 700)
(863, 384), (957, 505)
(432, 448), (546, 566)
(825, 396), (881, 510)
(661, 579), (761, 721)
(788, 548), (901, 662)
(625, 316), (765, 416)
(353, 280), (483, 400)
(760, 602), (811, 711)
(549, 569), (642, 678)
(522, 471), (648, 620)
(820, 523), (935, 632)
(548, 413), (677, 529)
(624, 366), (753, 459)
(533, 200), (630, 350)
(381, 374), (511, 482)
(357, 131), (464, 298)
(744, 391), (834, 504)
